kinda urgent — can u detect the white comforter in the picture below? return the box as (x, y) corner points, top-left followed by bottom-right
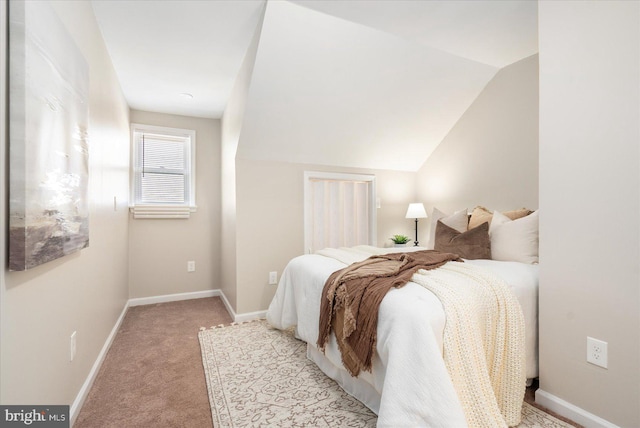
(266, 246), (538, 427)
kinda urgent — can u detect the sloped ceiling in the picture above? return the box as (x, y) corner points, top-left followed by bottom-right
(290, 0), (538, 68)
(237, 0), (503, 171)
(92, 0), (265, 118)
(92, 0), (538, 172)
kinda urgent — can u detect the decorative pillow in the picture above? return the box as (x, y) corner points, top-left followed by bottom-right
(489, 210), (539, 263)
(468, 206), (533, 230)
(426, 207), (468, 249)
(434, 220), (491, 260)
(468, 206), (493, 230)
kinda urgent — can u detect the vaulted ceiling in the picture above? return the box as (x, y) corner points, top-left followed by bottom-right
(92, 0), (538, 171)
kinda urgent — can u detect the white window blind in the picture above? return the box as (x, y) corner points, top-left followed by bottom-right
(304, 172), (376, 253)
(131, 124), (196, 219)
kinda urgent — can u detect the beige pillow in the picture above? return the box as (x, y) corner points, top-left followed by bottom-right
(426, 208), (468, 249)
(434, 221), (491, 260)
(468, 206), (533, 230)
(468, 206), (493, 230)
(489, 210), (539, 263)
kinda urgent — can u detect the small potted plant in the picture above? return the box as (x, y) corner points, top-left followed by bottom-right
(390, 234), (410, 247)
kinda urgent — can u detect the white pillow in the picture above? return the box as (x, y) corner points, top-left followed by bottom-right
(489, 210), (539, 263)
(426, 207), (468, 250)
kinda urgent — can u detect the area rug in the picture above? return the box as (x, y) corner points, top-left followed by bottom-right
(199, 320), (573, 428)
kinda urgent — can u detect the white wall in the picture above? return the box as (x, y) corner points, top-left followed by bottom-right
(538, 2), (639, 426)
(128, 110), (221, 298)
(220, 8), (264, 313)
(0, 0), (7, 404)
(1, 0), (130, 408)
(234, 158), (417, 314)
(417, 54), (539, 241)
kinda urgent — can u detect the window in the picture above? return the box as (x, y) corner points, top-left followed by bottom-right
(130, 124), (196, 219)
(304, 171), (376, 253)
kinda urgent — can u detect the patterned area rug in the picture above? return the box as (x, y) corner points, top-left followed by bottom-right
(198, 320), (572, 427)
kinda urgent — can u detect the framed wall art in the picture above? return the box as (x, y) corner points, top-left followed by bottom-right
(9, 1), (90, 271)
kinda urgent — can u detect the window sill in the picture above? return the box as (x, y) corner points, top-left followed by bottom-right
(130, 205), (197, 219)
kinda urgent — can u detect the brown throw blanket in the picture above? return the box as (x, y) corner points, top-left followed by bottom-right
(317, 250), (462, 377)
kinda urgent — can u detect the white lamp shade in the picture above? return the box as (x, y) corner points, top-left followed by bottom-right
(405, 203), (427, 219)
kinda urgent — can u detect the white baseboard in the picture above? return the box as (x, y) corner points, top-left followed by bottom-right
(70, 301), (129, 426)
(216, 290), (266, 322)
(128, 289), (220, 307)
(217, 290), (235, 320)
(535, 389), (620, 428)
(235, 310), (267, 323)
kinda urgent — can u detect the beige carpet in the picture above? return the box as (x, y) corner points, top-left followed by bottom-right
(75, 297), (233, 428)
(199, 320), (574, 428)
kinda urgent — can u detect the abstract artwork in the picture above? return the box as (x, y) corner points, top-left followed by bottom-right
(9, 1), (90, 271)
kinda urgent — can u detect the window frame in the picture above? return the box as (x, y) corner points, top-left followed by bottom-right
(130, 123), (197, 219)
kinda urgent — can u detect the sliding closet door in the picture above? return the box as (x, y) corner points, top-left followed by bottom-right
(304, 171), (376, 253)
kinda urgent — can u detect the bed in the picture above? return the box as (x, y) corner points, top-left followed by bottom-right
(266, 245), (538, 427)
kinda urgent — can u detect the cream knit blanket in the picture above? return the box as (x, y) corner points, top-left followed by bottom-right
(411, 262), (526, 427)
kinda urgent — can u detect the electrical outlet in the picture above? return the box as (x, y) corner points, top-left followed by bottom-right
(269, 271), (278, 285)
(587, 336), (608, 368)
(187, 261), (196, 272)
(70, 331), (77, 362)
